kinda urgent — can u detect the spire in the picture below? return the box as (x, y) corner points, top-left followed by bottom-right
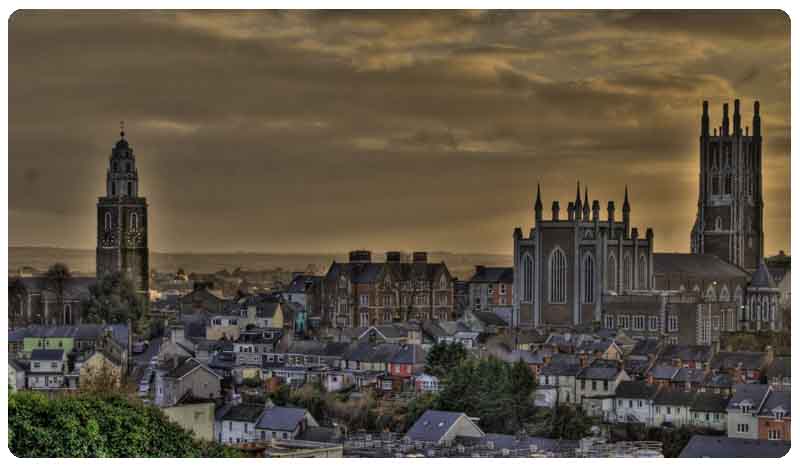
(582, 186), (590, 220)
(119, 120), (126, 140)
(623, 185), (630, 211)
(574, 181), (582, 221)
(701, 100), (709, 136)
(534, 183), (543, 223)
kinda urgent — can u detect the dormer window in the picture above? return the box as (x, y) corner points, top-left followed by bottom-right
(740, 401), (752, 414)
(774, 409), (785, 420)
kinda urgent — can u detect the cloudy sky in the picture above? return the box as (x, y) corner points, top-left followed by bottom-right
(9, 10), (790, 255)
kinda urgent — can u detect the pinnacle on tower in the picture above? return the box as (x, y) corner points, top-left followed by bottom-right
(701, 100), (709, 136)
(623, 185), (630, 211)
(753, 100), (761, 137)
(733, 99), (742, 136)
(722, 102), (730, 136)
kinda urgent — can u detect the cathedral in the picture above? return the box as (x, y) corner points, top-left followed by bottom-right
(96, 127), (150, 295)
(512, 183), (655, 328)
(691, 99), (764, 271)
(512, 99), (784, 342)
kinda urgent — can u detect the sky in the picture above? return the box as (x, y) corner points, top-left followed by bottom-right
(9, 10), (790, 255)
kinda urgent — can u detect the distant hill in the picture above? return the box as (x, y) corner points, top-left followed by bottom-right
(9, 247), (512, 280)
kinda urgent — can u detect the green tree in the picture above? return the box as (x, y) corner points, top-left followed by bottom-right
(425, 342), (468, 379)
(81, 272), (146, 327)
(46, 263), (72, 325)
(509, 358), (537, 429)
(9, 391), (240, 457)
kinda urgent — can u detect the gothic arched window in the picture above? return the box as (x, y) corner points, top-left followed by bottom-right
(715, 217), (723, 231)
(725, 174), (732, 194)
(582, 253), (594, 304)
(638, 255), (648, 289)
(104, 212), (112, 231)
(623, 253), (633, 291)
(127, 182), (133, 196)
(706, 285), (717, 302)
(607, 253), (617, 292)
(64, 304), (72, 325)
(549, 247), (567, 303)
(522, 253), (534, 303)
(130, 212), (138, 231)
(719, 285), (730, 302)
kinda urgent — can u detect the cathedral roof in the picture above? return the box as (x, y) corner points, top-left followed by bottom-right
(749, 260), (777, 288)
(653, 253), (749, 280)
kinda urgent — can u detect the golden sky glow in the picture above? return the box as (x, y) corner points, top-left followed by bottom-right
(9, 10), (790, 255)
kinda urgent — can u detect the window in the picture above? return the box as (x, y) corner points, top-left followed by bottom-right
(359, 311), (369, 327)
(499, 284), (506, 295)
(359, 294), (369, 306)
(715, 216), (723, 231)
(582, 253), (594, 304)
(549, 248), (567, 303)
(591, 381), (597, 391)
(607, 254), (617, 291)
(623, 253), (633, 291)
(769, 430), (781, 440)
(666, 407), (671, 415)
(104, 212), (112, 231)
(130, 212), (138, 231)
(668, 314), (679, 332)
(633, 315), (645, 330)
(127, 181), (133, 196)
(638, 255), (647, 289)
(737, 424), (749, 433)
(522, 253), (534, 302)
(648, 316), (659, 331)
(604, 314), (614, 329)
(618, 315), (630, 329)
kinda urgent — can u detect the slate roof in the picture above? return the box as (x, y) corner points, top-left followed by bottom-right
(326, 260), (449, 285)
(750, 260), (777, 288)
(9, 358), (26, 372)
(674, 368), (708, 384)
(624, 357), (652, 376)
(654, 389), (696, 406)
(405, 410), (482, 443)
(630, 338), (660, 357)
(578, 362), (622, 381)
(659, 344), (712, 363)
(648, 365), (679, 380)
(691, 392), (730, 413)
(679, 435), (790, 458)
(576, 338), (616, 355)
(710, 351), (768, 371)
(216, 404), (264, 423)
(704, 372), (734, 389)
(759, 389), (791, 417)
(9, 324), (129, 348)
(468, 267), (513, 283)
(540, 354), (582, 377)
(286, 275), (322, 293)
(653, 253), (750, 280)
(30, 349), (65, 361)
(256, 406), (309, 431)
(13, 276), (96, 301)
(390, 344), (426, 365)
(472, 311), (509, 327)
(615, 381), (659, 399)
(297, 426), (339, 443)
(728, 384), (770, 410)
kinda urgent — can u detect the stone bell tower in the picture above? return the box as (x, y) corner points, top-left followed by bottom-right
(96, 123), (150, 296)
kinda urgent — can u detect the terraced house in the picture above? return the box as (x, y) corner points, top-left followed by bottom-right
(323, 251), (454, 328)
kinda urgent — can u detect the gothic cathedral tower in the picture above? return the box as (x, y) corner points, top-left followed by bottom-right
(96, 126), (150, 296)
(691, 99), (764, 271)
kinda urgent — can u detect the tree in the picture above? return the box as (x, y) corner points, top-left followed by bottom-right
(425, 342), (468, 379)
(9, 277), (27, 328)
(509, 358), (537, 429)
(81, 272), (146, 327)
(9, 391), (240, 457)
(46, 263), (72, 325)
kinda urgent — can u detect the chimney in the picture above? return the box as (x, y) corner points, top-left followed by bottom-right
(567, 202), (575, 222)
(413, 252), (428, 263)
(552, 201), (560, 221)
(579, 354), (588, 368)
(349, 250), (372, 263)
(386, 251), (402, 263)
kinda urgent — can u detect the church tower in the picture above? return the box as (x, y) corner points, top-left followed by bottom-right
(691, 99), (764, 271)
(96, 125), (149, 296)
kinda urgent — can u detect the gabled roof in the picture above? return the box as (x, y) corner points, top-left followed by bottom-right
(540, 354), (581, 377)
(471, 311), (508, 327)
(578, 360), (623, 380)
(286, 275), (322, 293)
(9, 324), (129, 348)
(758, 389), (790, 417)
(728, 384), (770, 411)
(673, 367), (707, 384)
(658, 344), (712, 363)
(468, 267), (513, 284)
(679, 435), (790, 458)
(691, 392), (729, 413)
(256, 406), (310, 431)
(615, 381), (659, 399)
(166, 358), (221, 380)
(630, 338), (660, 357)
(216, 404), (264, 423)
(648, 365), (679, 380)
(654, 388), (696, 406)
(30, 349), (65, 361)
(704, 372), (734, 389)
(710, 351), (768, 371)
(405, 410), (483, 443)
(653, 253), (749, 280)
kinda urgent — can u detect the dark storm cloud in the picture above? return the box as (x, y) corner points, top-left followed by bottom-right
(9, 10), (790, 255)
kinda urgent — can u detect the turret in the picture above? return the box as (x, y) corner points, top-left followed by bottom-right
(574, 181), (582, 221)
(582, 187), (590, 221)
(534, 183), (543, 224)
(607, 200), (615, 227)
(552, 201), (560, 221)
(567, 202), (575, 222)
(733, 99), (742, 136)
(753, 101), (761, 137)
(722, 103), (730, 136)
(592, 200), (600, 222)
(701, 100), (710, 137)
